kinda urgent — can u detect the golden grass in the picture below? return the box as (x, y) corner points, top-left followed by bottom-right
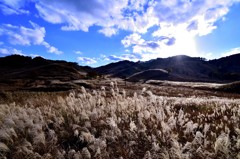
(0, 83), (239, 158)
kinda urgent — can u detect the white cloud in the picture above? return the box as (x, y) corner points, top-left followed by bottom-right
(32, 0), (238, 38)
(221, 47), (240, 57)
(29, 0), (236, 61)
(0, 0), (25, 8)
(74, 50), (82, 55)
(103, 54), (140, 62)
(1, 0), (238, 38)
(42, 42), (62, 55)
(0, 22), (62, 55)
(121, 33), (144, 47)
(128, 0), (147, 11)
(0, 22), (45, 45)
(1, 0), (240, 62)
(0, 47), (25, 56)
(0, 48), (12, 55)
(121, 33), (162, 59)
(150, 23), (199, 57)
(98, 27), (118, 37)
(0, 0), (239, 35)
(119, 1), (240, 61)
(29, 54), (43, 58)
(33, 0), (159, 36)
(0, 0), (29, 15)
(35, 0), (129, 34)
(77, 57), (97, 65)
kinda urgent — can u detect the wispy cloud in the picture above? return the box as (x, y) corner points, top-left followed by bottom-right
(98, 27), (118, 37)
(29, 54), (43, 58)
(32, 1), (236, 36)
(35, 0), (128, 34)
(77, 56), (97, 65)
(0, 22), (45, 45)
(1, 0), (238, 37)
(102, 54), (140, 62)
(0, 0), (30, 15)
(0, 47), (25, 56)
(0, 21), (62, 55)
(31, 0), (158, 36)
(221, 47), (240, 57)
(74, 50), (83, 55)
(0, 47), (43, 58)
(42, 42), (62, 55)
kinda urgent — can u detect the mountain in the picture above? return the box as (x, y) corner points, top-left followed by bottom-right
(0, 55), (95, 91)
(1, 53), (240, 91)
(208, 54), (240, 81)
(95, 60), (146, 78)
(126, 69), (185, 82)
(95, 54), (240, 83)
(0, 55), (89, 80)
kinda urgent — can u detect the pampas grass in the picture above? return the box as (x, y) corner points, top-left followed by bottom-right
(0, 84), (240, 158)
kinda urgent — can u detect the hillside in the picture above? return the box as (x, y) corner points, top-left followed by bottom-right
(0, 55), (95, 91)
(1, 54), (240, 91)
(126, 69), (185, 82)
(96, 54), (240, 82)
(95, 60), (146, 78)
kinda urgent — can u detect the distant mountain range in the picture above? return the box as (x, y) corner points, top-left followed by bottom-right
(0, 53), (240, 89)
(95, 54), (240, 83)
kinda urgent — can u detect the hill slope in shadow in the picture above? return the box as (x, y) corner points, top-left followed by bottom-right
(0, 55), (94, 91)
(95, 54), (240, 83)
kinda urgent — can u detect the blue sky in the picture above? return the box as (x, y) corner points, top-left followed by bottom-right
(0, 0), (240, 67)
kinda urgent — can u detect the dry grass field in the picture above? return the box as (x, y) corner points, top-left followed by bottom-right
(0, 79), (240, 159)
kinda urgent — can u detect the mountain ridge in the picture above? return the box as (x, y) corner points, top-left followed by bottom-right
(95, 53), (240, 83)
(1, 53), (240, 86)
(0, 55), (96, 91)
